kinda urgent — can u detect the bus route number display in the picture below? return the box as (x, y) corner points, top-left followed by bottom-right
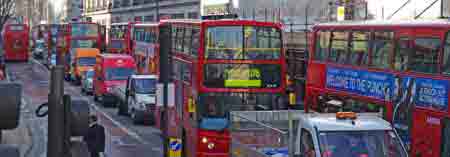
(224, 68), (262, 88)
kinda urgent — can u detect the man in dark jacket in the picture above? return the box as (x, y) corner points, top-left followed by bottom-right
(84, 115), (106, 157)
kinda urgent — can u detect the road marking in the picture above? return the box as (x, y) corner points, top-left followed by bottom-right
(90, 103), (149, 145)
(151, 147), (163, 152)
(31, 57), (151, 145)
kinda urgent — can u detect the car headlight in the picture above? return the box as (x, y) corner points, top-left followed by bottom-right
(106, 87), (112, 92)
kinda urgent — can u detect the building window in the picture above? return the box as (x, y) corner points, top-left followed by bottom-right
(144, 15), (154, 22)
(172, 13), (185, 19)
(188, 12), (198, 19)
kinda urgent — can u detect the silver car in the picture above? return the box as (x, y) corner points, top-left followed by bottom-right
(81, 70), (95, 95)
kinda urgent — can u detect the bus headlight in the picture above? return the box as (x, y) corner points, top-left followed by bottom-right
(201, 137), (208, 144)
(207, 143), (215, 149)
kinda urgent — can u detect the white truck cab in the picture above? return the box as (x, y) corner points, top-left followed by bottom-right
(294, 112), (408, 157)
(114, 74), (158, 125)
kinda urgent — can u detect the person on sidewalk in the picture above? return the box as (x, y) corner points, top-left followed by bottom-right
(84, 115), (106, 157)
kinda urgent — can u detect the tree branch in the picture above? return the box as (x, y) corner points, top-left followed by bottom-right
(0, 0), (15, 31)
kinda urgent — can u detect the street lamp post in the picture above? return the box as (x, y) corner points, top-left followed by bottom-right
(156, 0), (160, 21)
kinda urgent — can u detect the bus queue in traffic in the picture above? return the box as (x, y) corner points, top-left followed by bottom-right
(25, 18), (450, 157)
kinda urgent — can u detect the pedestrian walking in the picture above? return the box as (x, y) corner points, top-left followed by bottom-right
(84, 115), (106, 157)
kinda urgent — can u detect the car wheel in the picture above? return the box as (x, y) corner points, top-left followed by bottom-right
(132, 110), (143, 125)
(94, 94), (99, 102)
(117, 101), (126, 116)
(131, 110), (138, 124)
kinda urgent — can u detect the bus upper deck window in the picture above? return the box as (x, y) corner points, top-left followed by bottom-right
(314, 31), (330, 61)
(370, 31), (393, 69)
(411, 38), (440, 74)
(349, 31), (369, 66)
(442, 32), (450, 75)
(330, 31), (349, 64)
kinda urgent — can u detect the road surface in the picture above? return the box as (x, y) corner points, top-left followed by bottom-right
(4, 59), (163, 157)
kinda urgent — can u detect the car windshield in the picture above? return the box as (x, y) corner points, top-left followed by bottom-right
(71, 24), (99, 37)
(85, 71), (94, 78)
(319, 131), (407, 157)
(77, 57), (96, 66)
(105, 68), (135, 81)
(197, 93), (285, 131)
(205, 26), (281, 60)
(134, 78), (157, 94)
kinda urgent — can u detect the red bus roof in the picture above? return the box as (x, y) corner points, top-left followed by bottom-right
(111, 22), (133, 26)
(99, 54), (134, 59)
(315, 19), (450, 29)
(160, 19), (282, 28)
(134, 23), (159, 27)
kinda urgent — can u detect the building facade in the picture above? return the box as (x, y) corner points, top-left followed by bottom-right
(82, 0), (200, 29)
(15, 0), (52, 26)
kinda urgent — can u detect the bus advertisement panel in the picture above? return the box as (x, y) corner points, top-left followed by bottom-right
(305, 21), (450, 157)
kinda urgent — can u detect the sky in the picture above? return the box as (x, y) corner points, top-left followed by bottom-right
(368, 0), (443, 20)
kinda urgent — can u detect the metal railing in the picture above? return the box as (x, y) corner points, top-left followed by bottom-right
(230, 110), (304, 157)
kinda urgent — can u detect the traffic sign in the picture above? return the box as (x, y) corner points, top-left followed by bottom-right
(169, 138), (182, 157)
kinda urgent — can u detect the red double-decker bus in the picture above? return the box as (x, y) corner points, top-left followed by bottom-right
(131, 23), (159, 74)
(305, 20), (450, 157)
(2, 23), (30, 61)
(155, 19), (287, 157)
(108, 22), (135, 54)
(65, 22), (103, 79)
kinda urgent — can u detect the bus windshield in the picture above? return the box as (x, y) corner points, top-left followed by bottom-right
(109, 40), (124, 49)
(71, 24), (99, 37)
(105, 68), (135, 80)
(319, 131), (407, 157)
(198, 93), (285, 131)
(110, 26), (127, 39)
(71, 39), (97, 48)
(77, 57), (96, 66)
(205, 26), (281, 60)
(9, 25), (25, 31)
(203, 64), (281, 88)
(134, 78), (157, 94)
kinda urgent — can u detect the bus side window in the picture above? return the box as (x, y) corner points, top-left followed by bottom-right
(330, 31), (349, 64)
(441, 118), (450, 157)
(442, 32), (450, 75)
(314, 31), (330, 61)
(349, 31), (369, 66)
(300, 129), (316, 157)
(184, 27), (192, 55)
(191, 28), (200, 57)
(370, 31), (393, 69)
(394, 37), (411, 71)
(411, 37), (440, 74)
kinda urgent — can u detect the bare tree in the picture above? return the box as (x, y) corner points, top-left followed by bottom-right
(0, 0), (15, 32)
